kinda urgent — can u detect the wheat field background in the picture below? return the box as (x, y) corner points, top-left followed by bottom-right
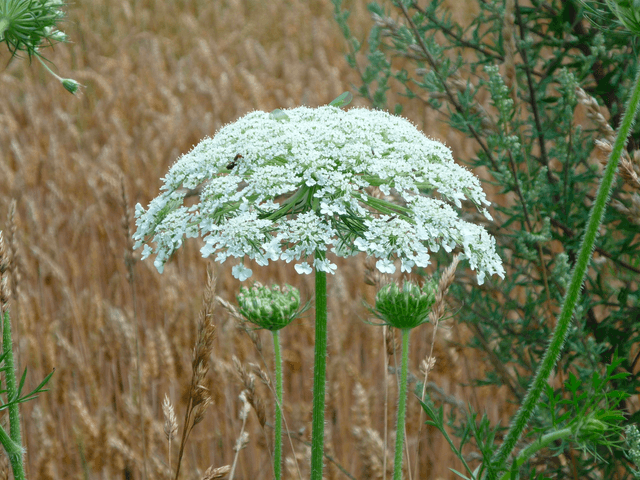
(0, 0), (512, 478)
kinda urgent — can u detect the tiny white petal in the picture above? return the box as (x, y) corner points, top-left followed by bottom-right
(154, 258), (165, 274)
(354, 237), (368, 251)
(232, 264), (253, 281)
(400, 258), (415, 273)
(294, 262), (313, 275)
(376, 258), (396, 274)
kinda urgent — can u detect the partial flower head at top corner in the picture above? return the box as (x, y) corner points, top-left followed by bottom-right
(236, 283), (307, 331)
(372, 279), (437, 330)
(606, 0), (640, 34)
(0, 0), (69, 59)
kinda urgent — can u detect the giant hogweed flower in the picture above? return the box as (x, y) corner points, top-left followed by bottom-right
(133, 106), (504, 283)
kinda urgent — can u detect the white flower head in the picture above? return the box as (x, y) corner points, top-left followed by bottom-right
(134, 105), (504, 283)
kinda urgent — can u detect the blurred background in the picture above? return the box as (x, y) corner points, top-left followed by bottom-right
(0, 0), (511, 478)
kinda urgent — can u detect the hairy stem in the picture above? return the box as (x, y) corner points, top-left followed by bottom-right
(489, 60), (640, 478)
(273, 330), (283, 480)
(498, 428), (572, 480)
(393, 329), (410, 480)
(1, 310), (26, 480)
(0, 422), (24, 480)
(310, 258), (328, 480)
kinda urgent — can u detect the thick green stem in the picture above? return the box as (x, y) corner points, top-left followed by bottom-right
(273, 330), (283, 480)
(310, 259), (328, 480)
(0, 422), (24, 479)
(498, 428), (572, 480)
(2, 310), (26, 480)
(489, 61), (640, 478)
(393, 329), (410, 480)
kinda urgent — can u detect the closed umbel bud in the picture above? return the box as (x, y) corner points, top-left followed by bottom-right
(237, 283), (302, 331)
(373, 279), (437, 330)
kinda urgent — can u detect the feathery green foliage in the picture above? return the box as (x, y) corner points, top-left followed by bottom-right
(334, 0), (640, 477)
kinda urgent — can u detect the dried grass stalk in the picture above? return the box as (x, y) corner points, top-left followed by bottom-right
(162, 394), (178, 471)
(232, 356), (267, 429)
(0, 232), (9, 310)
(413, 254), (460, 478)
(351, 382), (393, 480)
(174, 269), (217, 480)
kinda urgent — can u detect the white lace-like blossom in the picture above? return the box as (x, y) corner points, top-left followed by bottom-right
(133, 106), (504, 283)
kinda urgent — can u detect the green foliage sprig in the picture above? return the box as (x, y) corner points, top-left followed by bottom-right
(334, 0), (640, 477)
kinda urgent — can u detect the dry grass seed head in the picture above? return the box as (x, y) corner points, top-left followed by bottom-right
(192, 395), (213, 426)
(201, 464), (231, 480)
(190, 270), (217, 407)
(350, 382), (393, 479)
(234, 431), (250, 452)
(232, 356), (267, 428)
(162, 394), (178, 441)
(576, 86), (615, 141)
(620, 152), (640, 191)
(249, 362), (271, 387)
(0, 232), (9, 308)
(218, 294), (264, 352)
(420, 356), (437, 376)
(385, 326), (397, 358)
(429, 254), (460, 324)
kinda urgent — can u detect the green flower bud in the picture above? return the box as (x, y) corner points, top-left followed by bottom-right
(237, 283), (303, 331)
(61, 78), (80, 94)
(373, 279), (437, 330)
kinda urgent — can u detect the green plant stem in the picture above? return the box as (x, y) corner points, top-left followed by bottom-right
(36, 56), (63, 81)
(310, 260), (328, 480)
(498, 428), (572, 480)
(0, 422), (24, 479)
(273, 330), (283, 480)
(393, 329), (410, 480)
(488, 61), (640, 478)
(1, 310), (26, 480)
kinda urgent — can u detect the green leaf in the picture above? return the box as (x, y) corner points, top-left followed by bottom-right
(269, 109), (290, 121)
(328, 91), (353, 108)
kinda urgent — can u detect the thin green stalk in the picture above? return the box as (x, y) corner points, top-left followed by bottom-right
(310, 257), (328, 480)
(273, 330), (283, 480)
(393, 329), (410, 480)
(2, 310), (26, 480)
(488, 61), (640, 478)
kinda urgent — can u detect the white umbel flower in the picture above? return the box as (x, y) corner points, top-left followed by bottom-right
(133, 105), (504, 283)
